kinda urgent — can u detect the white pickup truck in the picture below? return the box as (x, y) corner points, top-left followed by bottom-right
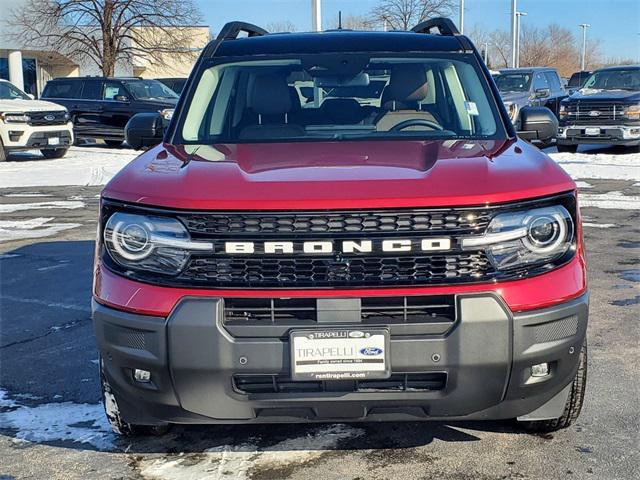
(0, 79), (74, 161)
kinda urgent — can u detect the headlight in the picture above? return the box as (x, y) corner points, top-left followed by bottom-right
(104, 212), (212, 275)
(461, 205), (574, 270)
(504, 102), (519, 123)
(0, 112), (30, 123)
(160, 108), (174, 121)
(623, 104), (640, 120)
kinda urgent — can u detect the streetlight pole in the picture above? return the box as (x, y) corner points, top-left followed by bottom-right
(311, 0), (322, 32)
(510, 0), (517, 67)
(459, 0), (465, 34)
(484, 42), (490, 65)
(515, 11), (527, 68)
(579, 23), (591, 71)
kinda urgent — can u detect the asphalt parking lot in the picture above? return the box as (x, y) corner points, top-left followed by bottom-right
(0, 145), (639, 480)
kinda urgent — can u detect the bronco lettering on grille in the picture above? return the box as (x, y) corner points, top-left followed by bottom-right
(223, 238), (452, 254)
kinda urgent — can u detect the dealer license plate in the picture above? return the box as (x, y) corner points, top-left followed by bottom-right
(290, 329), (390, 381)
(584, 127), (601, 136)
(48, 137), (60, 145)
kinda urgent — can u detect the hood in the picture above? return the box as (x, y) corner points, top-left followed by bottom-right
(500, 91), (531, 107)
(103, 139), (575, 210)
(0, 98), (67, 113)
(568, 88), (640, 102)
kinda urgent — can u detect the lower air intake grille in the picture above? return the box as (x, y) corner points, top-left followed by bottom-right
(233, 373), (447, 394)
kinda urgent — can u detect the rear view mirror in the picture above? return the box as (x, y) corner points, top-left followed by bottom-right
(517, 106), (558, 143)
(534, 88), (550, 98)
(115, 95), (130, 102)
(315, 72), (370, 88)
(125, 113), (164, 150)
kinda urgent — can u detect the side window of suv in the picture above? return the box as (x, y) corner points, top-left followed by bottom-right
(533, 72), (550, 91)
(103, 81), (127, 100)
(544, 71), (563, 92)
(43, 80), (81, 99)
(81, 80), (103, 100)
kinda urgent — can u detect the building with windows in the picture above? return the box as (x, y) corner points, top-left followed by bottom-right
(0, 0), (210, 96)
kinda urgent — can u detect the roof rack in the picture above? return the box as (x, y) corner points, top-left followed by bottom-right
(202, 21), (268, 58)
(411, 17), (460, 36)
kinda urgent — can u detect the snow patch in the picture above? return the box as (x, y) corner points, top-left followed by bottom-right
(0, 146), (136, 188)
(549, 151), (640, 181)
(0, 200), (85, 213)
(575, 181), (592, 189)
(0, 217), (81, 242)
(4, 193), (51, 197)
(582, 222), (616, 229)
(0, 389), (114, 450)
(138, 424), (364, 480)
(579, 191), (640, 210)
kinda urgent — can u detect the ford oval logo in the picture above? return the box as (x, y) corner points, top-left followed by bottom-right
(360, 347), (383, 356)
(44, 114), (56, 121)
(349, 331), (365, 338)
(588, 110), (601, 117)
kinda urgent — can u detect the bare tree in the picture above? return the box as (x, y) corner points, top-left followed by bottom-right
(329, 13), (373, 30)
(9, 0), (202, 76)
(266, 20), (297, 33)
(369, 0), (456, 31)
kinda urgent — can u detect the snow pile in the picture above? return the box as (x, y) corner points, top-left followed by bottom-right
(139, 424), (365, 480)
(0, 389), (114, 450)
(549, 150), (640, 181)
(0, 217), (80, 242)
(0, 200), (85, 213)
(579, 191), (640, 210)
(0, 146), (137, 188)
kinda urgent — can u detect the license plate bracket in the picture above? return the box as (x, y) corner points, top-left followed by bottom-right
(290, 328), (390, 381)
(584, 127), (601, 136)
(47, 137), (60, 146)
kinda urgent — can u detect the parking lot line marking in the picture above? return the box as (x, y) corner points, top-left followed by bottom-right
(0, 294), (89, 313)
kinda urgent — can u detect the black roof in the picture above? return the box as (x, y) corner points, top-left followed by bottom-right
(214, 30), (466, 57)
(594, 65), (640, 72)
(499, 67), (558, 73)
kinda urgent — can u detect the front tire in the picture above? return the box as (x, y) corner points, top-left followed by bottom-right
(0, 138), (6, 161)
(104, 139), (123, 148)
(41, 148), (68, 159)
(520, 339), (587, 433)
(557, 144), (578, 153)
(100, 358), (170, 437)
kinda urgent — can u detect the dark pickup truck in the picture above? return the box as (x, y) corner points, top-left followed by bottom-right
(558, 65), (640, 152)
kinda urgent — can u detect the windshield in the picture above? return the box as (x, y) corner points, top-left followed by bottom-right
(582, 69), (640, 91)
(495, 73), (532, 93)
(0, 82), (30, 100)
(177, 53), (504, 144)
(123, 80), (178, 100)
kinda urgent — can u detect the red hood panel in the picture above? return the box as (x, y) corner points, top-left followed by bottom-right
(103, 139), (575, 209)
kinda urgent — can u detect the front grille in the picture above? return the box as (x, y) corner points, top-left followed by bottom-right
(224, 295), (455, 325)
(564, 102), (628, 123)
(28, 111), (68, 126)
(180, 252), (494, 288)
(179, 208), (492, 237)
(233, 373), (447, 394)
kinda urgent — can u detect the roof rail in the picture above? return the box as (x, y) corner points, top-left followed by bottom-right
(411, 17), (460, 36)
(202, 21), (268, 58)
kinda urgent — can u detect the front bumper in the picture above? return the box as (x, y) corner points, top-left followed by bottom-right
(0, 122), (74, 150)
(557, 124), (640, 145)
(93, 291), (589, 425)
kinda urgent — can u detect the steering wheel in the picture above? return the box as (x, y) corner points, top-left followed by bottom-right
(390, 119), (444, 131)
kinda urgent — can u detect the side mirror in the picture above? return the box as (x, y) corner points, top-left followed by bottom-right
(534, 88), (550, 98)
(115, 95), (130, 102)
(125, 113), (164, 150)
(517, 106), (558, 143)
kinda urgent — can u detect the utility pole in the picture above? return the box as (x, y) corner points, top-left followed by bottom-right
(510, 0), (517, 67)
(484, 42), (490, 65)
(311, 0), (321, 32)
(515, 11), (527, 68)
(579, 23), (591, 71)
(459, 0), (465, 34)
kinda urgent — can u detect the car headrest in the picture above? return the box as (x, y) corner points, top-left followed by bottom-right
(383, 65), (429, 108)
(250, 73), (292, 116)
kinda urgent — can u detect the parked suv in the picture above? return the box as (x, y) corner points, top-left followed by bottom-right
(0, 79), (73, 160)
(496, 68), (567, 125)
(93, 20), (587, 436)
(42, 77), (177, 146)
(558, 65), (640, 152)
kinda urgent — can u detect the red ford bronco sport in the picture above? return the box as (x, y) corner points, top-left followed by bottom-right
(93, 19), (588, 436)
